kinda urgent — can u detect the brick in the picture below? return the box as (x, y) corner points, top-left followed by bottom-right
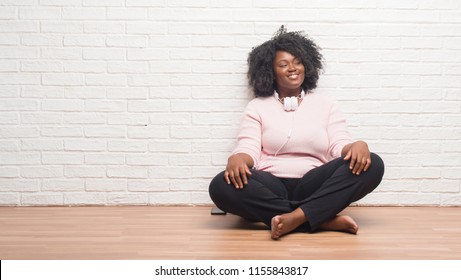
(171, 100), (247, 112)
(0, 179), (40, 192)
(0, 6), (15, 19)
(149, 35), (190, 48)
(420, 180), (460, 193)
(21, 34), (63, 46)
(0, 60), (17, 72)
(41, 127), (83, 137)
(419, 0), (459, 9)
(21, 166), (63, 178)
(41, 0), (82, 6)
(0, 193), (19, 206)
(42, 99), (84, 111)
(21, 61), (63, 72)
(43, 74), (85, 86)
(127, 74), (169, 86)
(21, 194), (64, 206)
(149, 141), (190, 153)
(190, 192), (212, 205)
(64, 35), (106, 47)
(41, 48), (82, 60)
(126, 154), (168, 166)
(83, 0), (123, 6)
(169, 154), (211, 166)
(63, 113), (106, 124)
(0, 21), (38, 33)
(42, 152), (84, 165)
(107, 7), (148, 20)
(19, 7), (61, 19)
(84, 22), (124, 34)
(150, 61), (191, 73)
(441, 195), (461, 206)
(150, 87), (191, 99)
(64, 192), (107, 205)
(108, 140), (148, 152)
(21, 113), (62, 124)
(84, 126), (126, 138)
(168, 23), (210, 35)
(0, 73), (40, 85)
(86, 179), (127, 191)
(170, 126), (212, 139)
(169, 179), (208, 191)
(0, 167), (19, 178)
(83, 48), (125, 61)
(41, 21), (83, 33)
(108, 114), (148, 125)
(42, 179), (84, 192)
(62, 7), (105, 19)
(192, 113), (240, 125)
(148, 166), (191, 179)
(127, 126), (169, 139)
(108, 62), (148, 73)
(64, 62), (106, 73)
(191, 141), (233, 153)
(22, 86), (64, 98)
(127, 100), (170, 112)
(148, 113), (190, 125)
(64, 139), (106, 151)
(107, 88), (148, 99)
(85, 75), (127, 86)
(191, 166), (223, 178)
(65, 166), (106, 178)
(107, 167), (148, 178)
(128, 179), (170, 192)
(0, 113), (19, 124)
(65, 87), (106, 99)
(85, 153), (125, 165)
(126, 22), (167, 34)
(127, 0), (165, 7)
(0, 152), (41, 165)
(42, 152), (83, 165)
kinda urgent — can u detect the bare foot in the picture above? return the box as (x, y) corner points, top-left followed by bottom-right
(270, 208), (307, 240)
(318, 215), (359, 234)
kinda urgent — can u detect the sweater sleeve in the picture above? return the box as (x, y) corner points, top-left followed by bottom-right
(326, 101), (353, 160)
(232, 101), (262, 168)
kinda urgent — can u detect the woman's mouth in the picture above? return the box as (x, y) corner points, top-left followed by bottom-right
(288, 73), (299, 80)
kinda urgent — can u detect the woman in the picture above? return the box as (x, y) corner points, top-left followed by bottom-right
(209, 26), (384, 240)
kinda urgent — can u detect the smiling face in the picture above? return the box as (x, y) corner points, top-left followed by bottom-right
(273, 50), (305, 98)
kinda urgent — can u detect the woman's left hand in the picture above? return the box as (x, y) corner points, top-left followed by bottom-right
(343, 140), (371, 175)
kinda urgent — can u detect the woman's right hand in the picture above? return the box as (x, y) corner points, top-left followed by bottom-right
(224, 154), (253, 189)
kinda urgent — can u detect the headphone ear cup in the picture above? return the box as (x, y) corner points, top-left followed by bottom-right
(283, 97), (298, 111)
(283, 97), (291, 111)
(291, 96), (298, 111)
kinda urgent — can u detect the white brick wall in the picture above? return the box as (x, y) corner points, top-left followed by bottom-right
(1, 0), (460, 206)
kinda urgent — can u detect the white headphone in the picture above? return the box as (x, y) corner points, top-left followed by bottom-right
(274, 90), (305, 111)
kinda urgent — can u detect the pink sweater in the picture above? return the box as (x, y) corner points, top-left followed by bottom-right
(232, 91), (353, 178)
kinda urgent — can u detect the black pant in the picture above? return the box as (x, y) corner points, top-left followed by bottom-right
(209, 153), (385, 232)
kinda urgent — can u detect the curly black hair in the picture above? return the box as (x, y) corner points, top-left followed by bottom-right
(247, 26), (324, 97)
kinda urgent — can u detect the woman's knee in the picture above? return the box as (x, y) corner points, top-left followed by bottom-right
(209, 171), (230, 206)
(370, 153), (385, 179)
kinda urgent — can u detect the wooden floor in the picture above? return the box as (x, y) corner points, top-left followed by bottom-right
(1, 206), (460, 259)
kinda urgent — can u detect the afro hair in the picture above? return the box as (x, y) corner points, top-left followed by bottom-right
(247, 25), (324, 97)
